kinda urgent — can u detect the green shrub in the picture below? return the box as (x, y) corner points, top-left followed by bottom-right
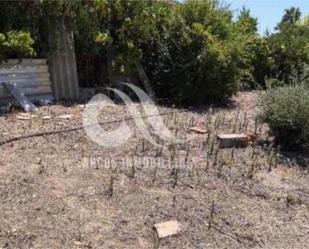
(258, 85), (309, 149)
(0, 30), (34, 62)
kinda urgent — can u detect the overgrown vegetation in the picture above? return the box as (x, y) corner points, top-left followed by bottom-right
(0, 0), (309, 105)
(72, 0), (283, 103)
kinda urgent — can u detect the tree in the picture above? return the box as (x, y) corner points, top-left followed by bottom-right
(276, 7), (301, 30)
(231, 7), (271, 89)
(235, 7), (258, 34)
(268, 8), (309, 85)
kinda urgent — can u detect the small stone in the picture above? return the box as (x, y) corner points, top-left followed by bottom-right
(42, 115), (52, 120)
(154, 220), (182, 239)
(73, 241), (82, 246)
(17, 113), (31, 120)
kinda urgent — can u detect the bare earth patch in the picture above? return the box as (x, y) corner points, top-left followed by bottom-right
(0, 92), (308, 249)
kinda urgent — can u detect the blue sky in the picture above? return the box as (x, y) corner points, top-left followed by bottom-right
(229, 0), (309, 34)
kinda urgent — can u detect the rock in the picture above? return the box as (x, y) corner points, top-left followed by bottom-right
(36, 157), (42, 164)
(154, 220), (182, 239)
(58, 114), (73, 120)
(189, 127), (208, 134)
(42, 115), (52, 120)
(73, 241), (82, 246)
(17, 113), (31, 120)
(217, 134), (248, 148)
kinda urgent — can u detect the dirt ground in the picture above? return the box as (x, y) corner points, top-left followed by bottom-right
(0, 91), (308, 249)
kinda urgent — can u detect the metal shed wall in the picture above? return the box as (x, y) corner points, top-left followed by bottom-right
(48, 17), (79, 101)
(0, 59), (53, 103)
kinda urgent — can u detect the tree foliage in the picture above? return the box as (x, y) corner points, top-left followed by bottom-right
(0, 31), (34, 62)
(276, 7), (301, 30)
(0, 1), (309, 104)
(268, 8), (309, 85)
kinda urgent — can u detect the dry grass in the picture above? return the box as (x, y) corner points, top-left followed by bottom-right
(0, 92), (308, 249)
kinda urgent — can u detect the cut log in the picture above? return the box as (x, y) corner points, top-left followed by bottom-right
(217, 134), (248, 148)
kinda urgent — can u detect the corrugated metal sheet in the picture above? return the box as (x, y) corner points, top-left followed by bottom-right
(48, 17), (79, 101)
(0, 59), (53, 103)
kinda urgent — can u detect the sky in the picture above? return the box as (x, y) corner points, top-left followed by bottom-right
(229, 0), (309, 34)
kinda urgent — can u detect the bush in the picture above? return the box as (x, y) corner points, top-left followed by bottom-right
(258, 85), (309, 149)
(0, 30), (34, 62)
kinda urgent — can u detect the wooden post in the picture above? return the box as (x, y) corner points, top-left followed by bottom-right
(48, 17), (79, 101)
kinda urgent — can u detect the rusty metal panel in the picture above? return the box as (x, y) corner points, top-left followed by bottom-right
(48, 17), (79, 101)
(0, 59), (53, 103)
